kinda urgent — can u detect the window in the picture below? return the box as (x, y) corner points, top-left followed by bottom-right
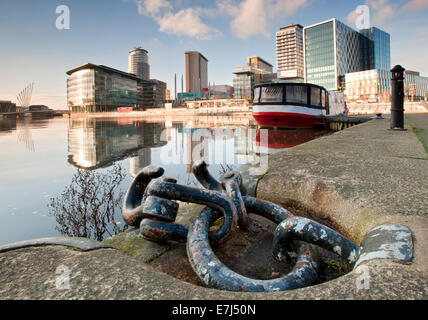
(286, 85), (307, 104)
(322, 91), (327, 107)
(260, 86), (283, 103)
(310, 87), (322, 106)
(253, 87), (261, 103)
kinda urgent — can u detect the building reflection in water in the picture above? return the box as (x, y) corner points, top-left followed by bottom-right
(0, 118), (17, 135)
(0, 117), (51, 151)
(67, 118), (166, 170)
(67, 116), (329, 179)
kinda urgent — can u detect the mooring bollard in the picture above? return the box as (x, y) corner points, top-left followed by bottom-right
(390, 65), (406, 131)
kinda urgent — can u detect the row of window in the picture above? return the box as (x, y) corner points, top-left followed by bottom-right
(253, 85), (327, 107)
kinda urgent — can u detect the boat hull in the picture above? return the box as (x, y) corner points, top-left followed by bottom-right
(253, 112), (327, 128)
(253, 104), (328, 128)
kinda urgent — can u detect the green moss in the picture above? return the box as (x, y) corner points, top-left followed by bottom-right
(321, 257), (351, 276)
(411, 126), (428, 157)
(258, 171), (269, 180)
(63, 245), (83, 252)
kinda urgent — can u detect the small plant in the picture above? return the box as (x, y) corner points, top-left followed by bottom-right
(48, 163), (128, 241)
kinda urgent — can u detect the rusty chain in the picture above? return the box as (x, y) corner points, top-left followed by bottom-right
(122, 161), (361, 292)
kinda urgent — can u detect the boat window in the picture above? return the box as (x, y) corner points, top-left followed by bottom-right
(310, 87), (322, 106)
(286, 85), (307, 105)
(322, 91), (327, 107)
(253, 87), (261, 103)
(260, 86), (283, 103)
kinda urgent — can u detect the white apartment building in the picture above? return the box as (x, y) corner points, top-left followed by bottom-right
(276, 24), (305, 81)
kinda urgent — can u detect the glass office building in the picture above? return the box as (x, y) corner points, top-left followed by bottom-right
(67, 63), (143, 112)
(233, 66), (277, 101)
(305, 19), (363, 91)
(142, 79), (167, 108)
(304, 19), (390, 91)
(360, 27), (391, 71)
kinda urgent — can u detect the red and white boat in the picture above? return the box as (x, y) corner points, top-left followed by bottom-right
(252, 83), (347, 128)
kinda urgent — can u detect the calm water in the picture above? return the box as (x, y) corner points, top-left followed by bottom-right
(0, 116), (329, 245)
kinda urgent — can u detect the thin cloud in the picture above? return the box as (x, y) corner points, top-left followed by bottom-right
(218, 0), (308, 39)
(403, 0), (428, 10)
(346, 0), (397, 27)
(135, 0), (221, 40)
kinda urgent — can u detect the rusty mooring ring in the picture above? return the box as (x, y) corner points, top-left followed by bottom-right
(186, 205), (320, 292)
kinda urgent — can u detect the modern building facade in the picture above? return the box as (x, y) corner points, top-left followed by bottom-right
(67, 63), (143, 112)
(66, 63), (168, 112)
(403, 70), (428, 101)
(276, 24), (305, 81)
(360, 27), (391, 71)
(246, 56), (273, 73)
(304, 19), (364, 91)
(142, 79), (167, 108)
(233, 66), (277, 101)
(345, 69), (391, 102)
(304, 19), (391, 92)
(128, 47), (150, 81)
(345, 68), (428, 102)
(185, 51), (208, 92)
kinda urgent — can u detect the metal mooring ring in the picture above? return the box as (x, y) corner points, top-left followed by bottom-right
(186, 206), (320, 292)
(220, 171), (249, 229)
(146, 179), (238, 244)
(140, 219), (189, 243)
(273, 216), (360, 266)
(122, 166), (164, 227)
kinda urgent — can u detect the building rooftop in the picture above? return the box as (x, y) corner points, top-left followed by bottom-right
(185, 51), (209, 62)
(279, 24), (304, 30)
(129, 47), (148, 54)
(247, 56), (273, 68)
(66, 63), (141, 81)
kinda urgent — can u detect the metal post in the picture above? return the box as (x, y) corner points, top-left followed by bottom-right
(390, 65), (406, 130)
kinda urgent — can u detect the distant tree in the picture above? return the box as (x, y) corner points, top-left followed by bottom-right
(48, 164), (127, 241)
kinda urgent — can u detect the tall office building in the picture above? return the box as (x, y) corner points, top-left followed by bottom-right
(303, 19), (391, 91)
(128, 47), (150, 81)
(276, 24), (304, 81)
(304, 19), (363, 91)
(185, 51), (208, 92)
(360, 27), (391, 71)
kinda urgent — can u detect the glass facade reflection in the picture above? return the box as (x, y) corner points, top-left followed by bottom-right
(360, 27), (391, 71)
(233, 66), (277, 101)
(304, 19), (391, 91)
(67, 64), (143, 112)
(68, 118), (166, 169)
(305, 20), (336, 90)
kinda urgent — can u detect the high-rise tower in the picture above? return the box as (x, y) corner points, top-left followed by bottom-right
(128, 47), (150, 81)
(185, 51), (208, 92)
(276, 24), (304, 82)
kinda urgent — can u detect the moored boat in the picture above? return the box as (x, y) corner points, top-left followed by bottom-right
(252, 83), (346, 128)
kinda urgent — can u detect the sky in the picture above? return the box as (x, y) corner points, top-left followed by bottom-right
(0, 0), (427, 109)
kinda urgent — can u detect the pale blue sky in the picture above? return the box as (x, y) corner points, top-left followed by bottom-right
(0, 0), (427, 108)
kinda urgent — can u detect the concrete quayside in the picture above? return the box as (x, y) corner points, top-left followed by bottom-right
(0, 113), (428, 299)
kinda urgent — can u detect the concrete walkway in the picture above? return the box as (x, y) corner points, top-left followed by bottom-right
(1, 113), (428, 299)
